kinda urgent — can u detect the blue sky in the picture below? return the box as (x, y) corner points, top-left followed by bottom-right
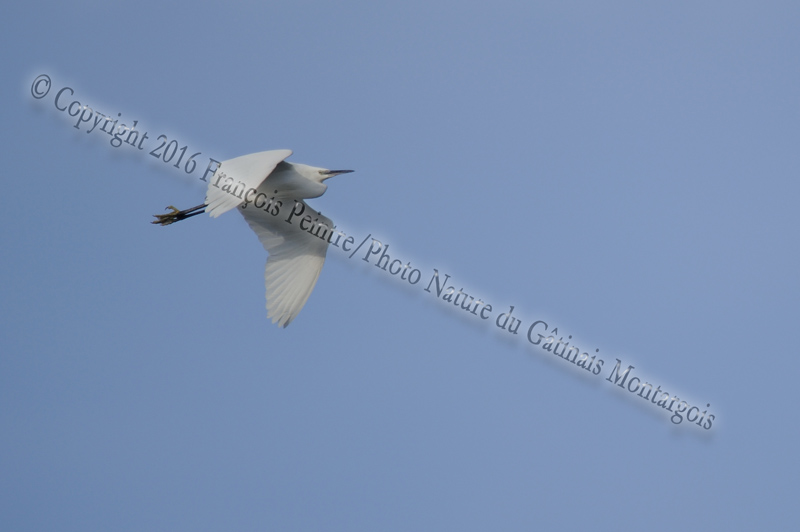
(2, 1), (798, 530)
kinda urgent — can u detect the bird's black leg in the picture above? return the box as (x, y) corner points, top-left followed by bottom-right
(151, 204), (207, 225)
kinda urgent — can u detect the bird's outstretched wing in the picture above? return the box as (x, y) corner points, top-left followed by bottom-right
(239, 202), (332, 327)
(206, 149), (292, 218)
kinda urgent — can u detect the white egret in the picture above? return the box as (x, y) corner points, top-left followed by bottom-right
(153, 149), (352, 327)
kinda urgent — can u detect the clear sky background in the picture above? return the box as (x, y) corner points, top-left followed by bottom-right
(2, 1), (798, 530)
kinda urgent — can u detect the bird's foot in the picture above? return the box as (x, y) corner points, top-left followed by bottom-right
(151, 204), (206, 226)
(151, 205), (183, 226)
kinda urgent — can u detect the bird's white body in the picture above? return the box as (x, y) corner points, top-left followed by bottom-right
(203, 149), (350, 327)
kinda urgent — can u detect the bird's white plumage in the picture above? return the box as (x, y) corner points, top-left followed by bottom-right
(205, 149), (292, 217)
(239, 203), (332, 327)
(182, 149), (349, 326)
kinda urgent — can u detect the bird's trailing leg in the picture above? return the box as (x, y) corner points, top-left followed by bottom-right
(151, 204), (206, 226)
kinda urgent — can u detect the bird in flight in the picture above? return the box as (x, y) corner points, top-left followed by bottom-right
(152, 149), (353, 327)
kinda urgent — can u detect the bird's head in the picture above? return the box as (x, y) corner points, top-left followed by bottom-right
(317, 168), (354, 182)
(290, 163), (354, 184)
